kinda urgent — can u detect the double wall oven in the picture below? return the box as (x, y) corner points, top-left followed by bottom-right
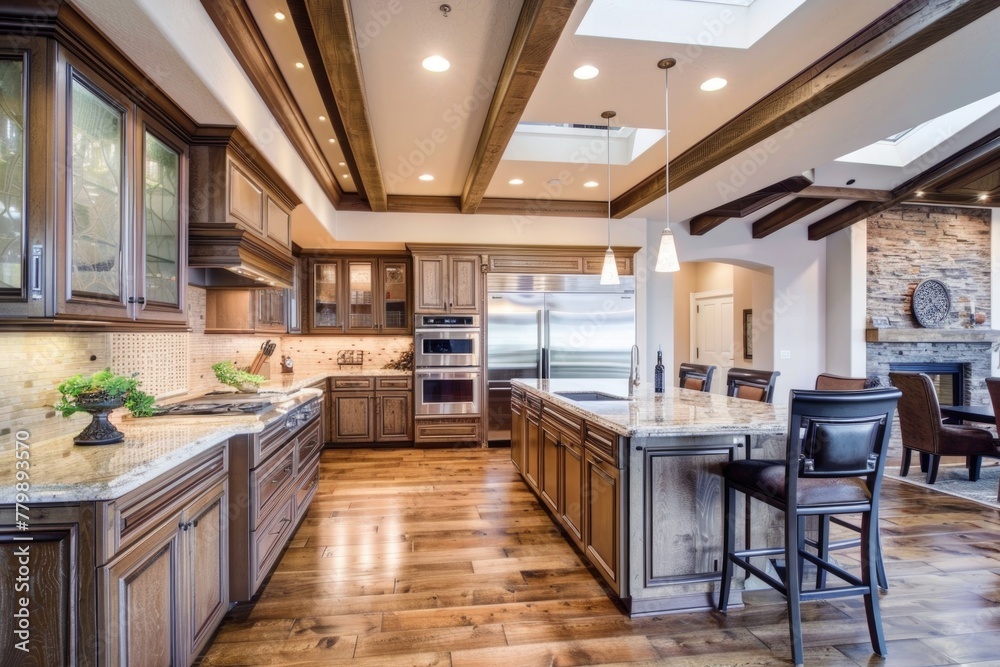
(414, 314), (481, 416)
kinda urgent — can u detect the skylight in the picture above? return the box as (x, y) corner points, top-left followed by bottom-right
(576, 0), (805, 50)
(503, 123), (665, 165)
(836, 92), (1000, 168)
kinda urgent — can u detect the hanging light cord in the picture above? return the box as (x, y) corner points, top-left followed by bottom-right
(607, 113), (612, 247)
(659, 58), (675, 230)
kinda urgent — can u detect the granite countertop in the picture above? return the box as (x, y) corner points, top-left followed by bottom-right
(0, 388), (323, 504)
(513, 378), (787, 438)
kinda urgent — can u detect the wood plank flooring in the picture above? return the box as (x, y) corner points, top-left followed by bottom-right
(197, 448), (1000, 666)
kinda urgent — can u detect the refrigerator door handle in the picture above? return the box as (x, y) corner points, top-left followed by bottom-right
(542, 308), (551, 378)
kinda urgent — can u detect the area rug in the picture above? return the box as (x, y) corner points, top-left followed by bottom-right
(885, 462), (1000, 509)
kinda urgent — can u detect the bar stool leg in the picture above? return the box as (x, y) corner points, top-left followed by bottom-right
(861, 512), (887, 657)
(785, 508), (804, 667)
(718, 482), (736, 612)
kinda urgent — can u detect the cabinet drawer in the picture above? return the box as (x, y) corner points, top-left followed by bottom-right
(295, 419), (323, 468)
(251, 446), (295, 526)
(585, 423), (620, 466)
(330, 376), (375, 391)
(542, 404), (582, 438)
(376, 376), (412, 390)
(294, 457), (321, 520)
(250, 495), (295, 594)
(414, 418), (481, 444)
(106, 445), (227, 560)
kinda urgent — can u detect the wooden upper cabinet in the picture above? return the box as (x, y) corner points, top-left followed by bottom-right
(302, 254), (411, 334)
(413, 253), (482, 314)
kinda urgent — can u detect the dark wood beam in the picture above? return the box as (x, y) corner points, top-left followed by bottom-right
(614, 0), (1000, 218)
(293, 0), (387, 211)
(459, 0), (576, 214)
(808, 129), (1000, 240)
(752, 198), (836, 239)
(797, 186), (893, 202)
(688, 215), (731, 236)
(201, 1), (344, 208)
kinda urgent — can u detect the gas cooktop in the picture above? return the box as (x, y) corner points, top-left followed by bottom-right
(152, 400), (275, 416)
(150, 387), (320, 418)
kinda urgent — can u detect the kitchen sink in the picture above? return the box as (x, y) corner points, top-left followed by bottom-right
(554, 391), (629, 402)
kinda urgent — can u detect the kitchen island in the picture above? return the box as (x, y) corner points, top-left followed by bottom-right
(510, 378), (786, 615)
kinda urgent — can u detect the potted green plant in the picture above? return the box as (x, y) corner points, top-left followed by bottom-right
(55, 369), (155, 445)
(211, 361), (266, 393)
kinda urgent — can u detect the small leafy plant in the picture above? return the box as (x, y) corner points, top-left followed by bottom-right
(55, 369), (156, 418)
(212, 361), (266, 391)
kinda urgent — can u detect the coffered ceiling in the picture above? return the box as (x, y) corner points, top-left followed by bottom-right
(77, 0), (1000, 242)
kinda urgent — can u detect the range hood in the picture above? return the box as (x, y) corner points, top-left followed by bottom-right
(188, 223), (295, 289)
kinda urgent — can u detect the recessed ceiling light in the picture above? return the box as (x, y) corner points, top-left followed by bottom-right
(422, 55), (450, 72)
(295, 62), (304, 69)
(980, 193), (990, 201)
(583, 181), (599, 188)
(342, 174), (350, 179)
(573, 65), (599, 80)
(915, 191), (924, 197)
(700, 77), (727, 92)
(419, 174), (434, 181)
(508, 178), (523, 185)
(339, 162), (345, 166)
(274, 11), (285, 20)
(328, 138), (335, 144)
(318, 115), (326, 122)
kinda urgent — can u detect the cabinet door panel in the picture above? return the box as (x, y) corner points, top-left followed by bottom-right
(415, 255), (447, 312)
(524, 409), (540, 492)
(448, 255), (480, 313)
(184, 481), (228, 661)
(377, 392), (412, 441)
(266, 196), (290, 248)
(102, 519), (179, 667)
(585, 453), (620, 594)
(0, 56), (26, 300)
(346, 259), (375, 332)
(332, 394), (374, 441)
(141, 131), (181, 309)
(311, 261), (340, 330)
(539, 423), (560, 515)
(228, 162), (263, 233)
(381, 259), (409, 332)
(509, 399), (524, 473)
(561, 441), (584, 547)
(67, 73), (127, 308)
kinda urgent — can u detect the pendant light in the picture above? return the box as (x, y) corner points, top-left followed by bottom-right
(600, 110), (620, 285)
(654, 58), (680, 273)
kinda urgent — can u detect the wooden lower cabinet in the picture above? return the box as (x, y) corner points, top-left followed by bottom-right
(99, 447), (229, 667)
(584, 452), (621, 595)
(328, 376), (413, 445)
(511, 396), (625, 597)
(509, 390), (524, 473)
(0, 505), (97, 667)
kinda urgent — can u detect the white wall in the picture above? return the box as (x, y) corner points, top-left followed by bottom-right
(825, 224), (868, 377)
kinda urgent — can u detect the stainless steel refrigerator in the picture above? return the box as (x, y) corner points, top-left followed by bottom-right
(486, 273), (636, 443)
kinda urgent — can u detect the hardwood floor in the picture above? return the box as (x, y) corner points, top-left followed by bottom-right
(197, 447), (1000, 666)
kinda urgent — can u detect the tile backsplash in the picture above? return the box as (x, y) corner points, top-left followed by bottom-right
(0, 286), (414, 440)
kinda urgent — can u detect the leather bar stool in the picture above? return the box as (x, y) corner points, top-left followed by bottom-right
(726, 367), (780, 403)
(678, 363), (715, 392)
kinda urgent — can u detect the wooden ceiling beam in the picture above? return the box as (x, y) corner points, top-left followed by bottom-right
(614, 0), (1000, 218)
(797, 185), (893, 202)
(752, 197), (835, 239)
(459, 0), (577, 215)
(201, 1), (344, 208)
(808, 129), (1000, 240)
(293, 0), (387, 211)
(689, 215), (731, 236)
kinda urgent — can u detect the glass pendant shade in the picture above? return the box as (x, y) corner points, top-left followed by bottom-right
(600, 246), (619, 285)
(655, 227), (680, 272)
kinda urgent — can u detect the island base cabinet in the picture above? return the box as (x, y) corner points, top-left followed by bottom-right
(522, 405), (541, 492)
(560, 440), (584, 548)
(99, 477), (228, 667)
(585, 452), (622, 596)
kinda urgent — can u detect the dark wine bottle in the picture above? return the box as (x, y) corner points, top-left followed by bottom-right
(654, 345), (664, 393)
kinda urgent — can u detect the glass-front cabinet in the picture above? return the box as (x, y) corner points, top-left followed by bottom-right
(0, 40), (187, 326)
(305, 255), (411, 334)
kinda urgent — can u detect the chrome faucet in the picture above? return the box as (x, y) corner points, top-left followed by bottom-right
(628, 344), (640, 398)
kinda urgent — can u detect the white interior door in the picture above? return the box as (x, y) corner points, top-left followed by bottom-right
(691, 291), (734, 395)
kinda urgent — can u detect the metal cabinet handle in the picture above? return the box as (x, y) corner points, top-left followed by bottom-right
(30, 245), (42, 300)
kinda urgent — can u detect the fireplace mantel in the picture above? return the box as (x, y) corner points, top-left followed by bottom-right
(866, 328), (1000, 343)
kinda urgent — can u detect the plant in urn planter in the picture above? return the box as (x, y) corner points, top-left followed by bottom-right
(54, 369), (155, 445)
(211, 361), (266, 393)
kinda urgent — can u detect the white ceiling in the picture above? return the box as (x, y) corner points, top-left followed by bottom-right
(70, 0), (1000, 242)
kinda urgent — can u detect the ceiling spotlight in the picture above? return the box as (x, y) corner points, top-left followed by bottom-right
(419, 174), (434, 181)
(328, 138), (335, 144)
(274, 11), (285, 20)
(295, 62), (304, 69)
(980, 193), (990, 201)
(342, 174), (350, 179)
(318, 115), (326, 121)
(584, 181), (599, 188)
(700, 77), (727, 92)
(915, 191), (924, 197)
(422, 55), (450, 72)
(574, 65), (599, 80)
(508, 178), (523, 185)
(338, 162), (346, 166)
